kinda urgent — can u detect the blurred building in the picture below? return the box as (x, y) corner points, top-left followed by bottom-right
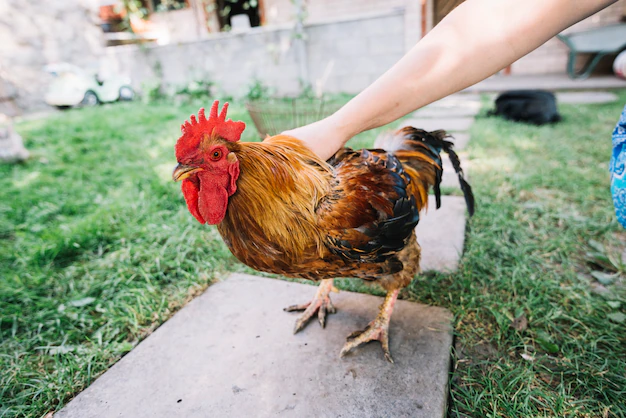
(1, 0), (625, 112)
(0, 0), (104, 113)
(100, 0), (625, 98)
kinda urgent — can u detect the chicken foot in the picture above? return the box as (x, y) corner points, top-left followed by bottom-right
(284, 279), (337, 333)
(340, 288), (399, 363)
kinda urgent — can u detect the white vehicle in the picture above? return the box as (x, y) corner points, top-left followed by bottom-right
(44, 63), (134, 108)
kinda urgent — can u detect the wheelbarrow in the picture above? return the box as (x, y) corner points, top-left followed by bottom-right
(557, 23), (626, 80)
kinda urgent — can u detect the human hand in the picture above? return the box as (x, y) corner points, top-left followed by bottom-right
(281, 114), (353, 161)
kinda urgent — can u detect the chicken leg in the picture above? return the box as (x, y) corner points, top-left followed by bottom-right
(340, 288), (399, 363)
(284, 279), (337, 333)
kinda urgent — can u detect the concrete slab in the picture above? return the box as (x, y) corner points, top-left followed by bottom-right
(440, 156), (470, 189)
(441, 171), (456, 189)
(427, 95), (482, 110)
(465, 74), (626, 92)
(405, 117), (474, 132)
(556, 91), (618, 104)
(441, 169), (460, 190)
(57, 274), (453, 418)
(416, 196), (468, 273)
(413, 106), (480, 118)
(448, 132), (470, 151)
(391, 129), (469, 151)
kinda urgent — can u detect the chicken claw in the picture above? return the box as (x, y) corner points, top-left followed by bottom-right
(340, 289), (399, 363)
(284, 279), (337, 333)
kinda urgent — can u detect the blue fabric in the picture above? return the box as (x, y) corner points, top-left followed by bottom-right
(610, 104), (626, 228)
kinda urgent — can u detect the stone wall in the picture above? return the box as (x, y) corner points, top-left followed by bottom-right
(0, 0), (104, 114)
(103, 10), (406, 97)
(105, 24), (301, 96)
(306, 12), (405, 93)
(262, 0), (406, 26)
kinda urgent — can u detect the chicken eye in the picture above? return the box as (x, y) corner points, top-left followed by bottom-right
(210, 149), (223, 161)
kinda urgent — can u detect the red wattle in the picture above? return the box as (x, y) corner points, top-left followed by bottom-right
(182, 179), (205, 224)
(198, 181), (229, 225)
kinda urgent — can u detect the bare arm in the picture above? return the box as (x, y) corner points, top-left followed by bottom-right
(284, 0), (616, 160)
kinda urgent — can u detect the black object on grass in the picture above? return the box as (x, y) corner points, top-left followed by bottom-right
(488, 90), (561, 125)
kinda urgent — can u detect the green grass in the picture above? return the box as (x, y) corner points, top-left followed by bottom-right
(1, 93), (625, 417)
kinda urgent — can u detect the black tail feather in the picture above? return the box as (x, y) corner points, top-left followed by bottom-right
(378, 127), (475, 217)
(441, 141), (475, 217)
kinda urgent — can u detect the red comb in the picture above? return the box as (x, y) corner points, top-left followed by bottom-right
(175, 101), (246, 159)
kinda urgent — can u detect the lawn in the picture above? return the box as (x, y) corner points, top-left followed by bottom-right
(1, 93), (625, 417)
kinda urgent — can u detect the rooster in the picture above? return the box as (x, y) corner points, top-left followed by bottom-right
(173, 101), (474, 362)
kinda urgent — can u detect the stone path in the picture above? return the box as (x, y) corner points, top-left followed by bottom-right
(414, 106), (479, 118)
(58, 88), (618, 417)
(404, 117), (474, 133)
(416, 196), (468, 272)
(465, 74), (626, 92)
(57, 274), (453, 418)
(446, 132), (470, 151)
(556, 91), (618, 104)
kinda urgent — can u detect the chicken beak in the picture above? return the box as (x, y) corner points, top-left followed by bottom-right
(172, 164), (203, 182)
